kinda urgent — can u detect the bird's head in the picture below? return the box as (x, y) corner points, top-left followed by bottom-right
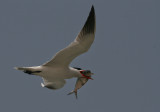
(79, 70), (94, 80)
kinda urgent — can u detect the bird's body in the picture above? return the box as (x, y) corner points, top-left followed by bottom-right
(15, 6), (96, 98)
(27, 66), (81, 79)
(15, 66), (82, 89)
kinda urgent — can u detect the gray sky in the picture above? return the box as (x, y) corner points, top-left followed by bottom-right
(0, 0), (160, 112)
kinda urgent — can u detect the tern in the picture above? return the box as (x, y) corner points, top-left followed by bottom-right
(15, 5), (96, 99)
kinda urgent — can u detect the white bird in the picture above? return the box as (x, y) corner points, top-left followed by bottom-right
(15, 5), (96, 99)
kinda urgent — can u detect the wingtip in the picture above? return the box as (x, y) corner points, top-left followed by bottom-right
(91, 5), (94, 10)
(78, 4), (95, 36)
(90, 5), (95, 15)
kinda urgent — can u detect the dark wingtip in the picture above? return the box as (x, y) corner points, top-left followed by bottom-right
(91, 5), (94, 11)
(90, 5), (95, 18)
(79, 5), (96, 36)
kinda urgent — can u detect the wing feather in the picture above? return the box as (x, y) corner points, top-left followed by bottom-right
(43, 6), (96, 67)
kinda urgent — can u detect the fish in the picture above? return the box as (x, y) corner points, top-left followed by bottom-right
(67, 77), (89, 99)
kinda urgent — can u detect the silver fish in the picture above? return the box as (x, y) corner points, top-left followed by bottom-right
(67, 77), (89, 99)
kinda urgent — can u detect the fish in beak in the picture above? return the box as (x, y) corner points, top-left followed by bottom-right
(67, 77), (89, 99)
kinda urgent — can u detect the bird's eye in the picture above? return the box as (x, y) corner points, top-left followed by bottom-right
(85, 70), (90, 74)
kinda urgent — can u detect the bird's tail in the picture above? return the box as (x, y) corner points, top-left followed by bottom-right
(14, 67), (39, 75)
(14, 67), (27, 71)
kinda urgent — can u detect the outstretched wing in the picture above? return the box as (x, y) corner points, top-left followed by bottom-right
(43, 6), (96, 67)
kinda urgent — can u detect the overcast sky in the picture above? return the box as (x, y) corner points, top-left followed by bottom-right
(0, 0), (160, 112)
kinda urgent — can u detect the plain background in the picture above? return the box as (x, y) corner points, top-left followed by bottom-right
(0, 0), (160, 112)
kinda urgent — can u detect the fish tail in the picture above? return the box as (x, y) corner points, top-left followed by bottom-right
(67, 90), (75, 95)
(67, 90), (78, 99)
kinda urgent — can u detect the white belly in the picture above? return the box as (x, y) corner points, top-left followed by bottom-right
(39, 66), (81, 80)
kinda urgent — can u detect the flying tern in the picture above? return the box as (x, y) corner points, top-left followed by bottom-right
(15, 5), (96, 99)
